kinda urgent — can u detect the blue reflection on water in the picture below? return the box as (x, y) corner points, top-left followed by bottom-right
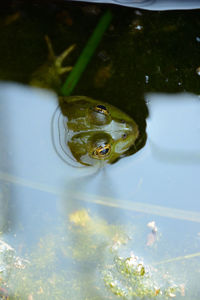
(0, 82), (200, 227)
(0, 82), (200, 298)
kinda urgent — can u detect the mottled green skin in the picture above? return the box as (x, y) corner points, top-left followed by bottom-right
(30, 59), (62, 92)
(30, 38), (139, 166)
(59, 96), (139, 165)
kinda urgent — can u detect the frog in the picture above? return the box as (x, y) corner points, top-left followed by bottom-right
(30, 35), (75, 92)
(30, 36), (139, 166)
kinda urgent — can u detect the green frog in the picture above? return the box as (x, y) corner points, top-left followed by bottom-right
(31, 37), (139, 166)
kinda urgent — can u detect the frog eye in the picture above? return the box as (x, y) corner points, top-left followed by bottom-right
(122, 133), (127, 139)
(93, 104), (110, 115)
(88, 104), (111, 125)
(92, 144), (111, 158)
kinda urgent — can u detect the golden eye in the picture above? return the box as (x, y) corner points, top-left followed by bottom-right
(93, 144), (111, 158)
(93, 104), (109, 116)
(88, 104), (111, 126)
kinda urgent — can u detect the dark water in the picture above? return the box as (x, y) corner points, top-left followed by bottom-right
(0, 3), (200, 299)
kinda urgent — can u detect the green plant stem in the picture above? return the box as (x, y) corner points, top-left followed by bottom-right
(61, 10), (113, 96)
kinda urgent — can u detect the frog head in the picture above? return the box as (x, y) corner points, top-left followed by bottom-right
(52, 96), (139, 166)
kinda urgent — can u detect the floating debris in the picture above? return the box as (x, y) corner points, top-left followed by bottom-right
(146, 221), (158, 247)
(145, 75), (149, 84)
(147, 221), (158, 233)
(98, 50), (110, 62)
(56, 10), (73, 26)
(196, 66), (200, 76)
(0, 286), (9, 299)
(196, 36), (200, 42)
(2, 12), (21, 26)
(69, 209), (91, 227)
(69, 209), (129, 261)
(81, 5), (101, 15)
(129, 19), (144, 34)
(94, 64), (113, 87)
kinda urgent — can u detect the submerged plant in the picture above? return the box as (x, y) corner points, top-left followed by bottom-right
(103, 252), (183, 299)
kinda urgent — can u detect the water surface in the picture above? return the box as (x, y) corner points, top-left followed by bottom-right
(0, 3), (200, 299)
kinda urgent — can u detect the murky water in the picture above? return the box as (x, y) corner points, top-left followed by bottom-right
(0, 3), (200, 299)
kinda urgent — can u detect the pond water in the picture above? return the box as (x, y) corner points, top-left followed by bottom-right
(0, 3), (200, 299)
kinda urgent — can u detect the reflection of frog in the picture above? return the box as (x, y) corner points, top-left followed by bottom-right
(31, 37), (139, 166)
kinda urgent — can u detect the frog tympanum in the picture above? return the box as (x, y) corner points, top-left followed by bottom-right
(31, 37), (139, 166)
